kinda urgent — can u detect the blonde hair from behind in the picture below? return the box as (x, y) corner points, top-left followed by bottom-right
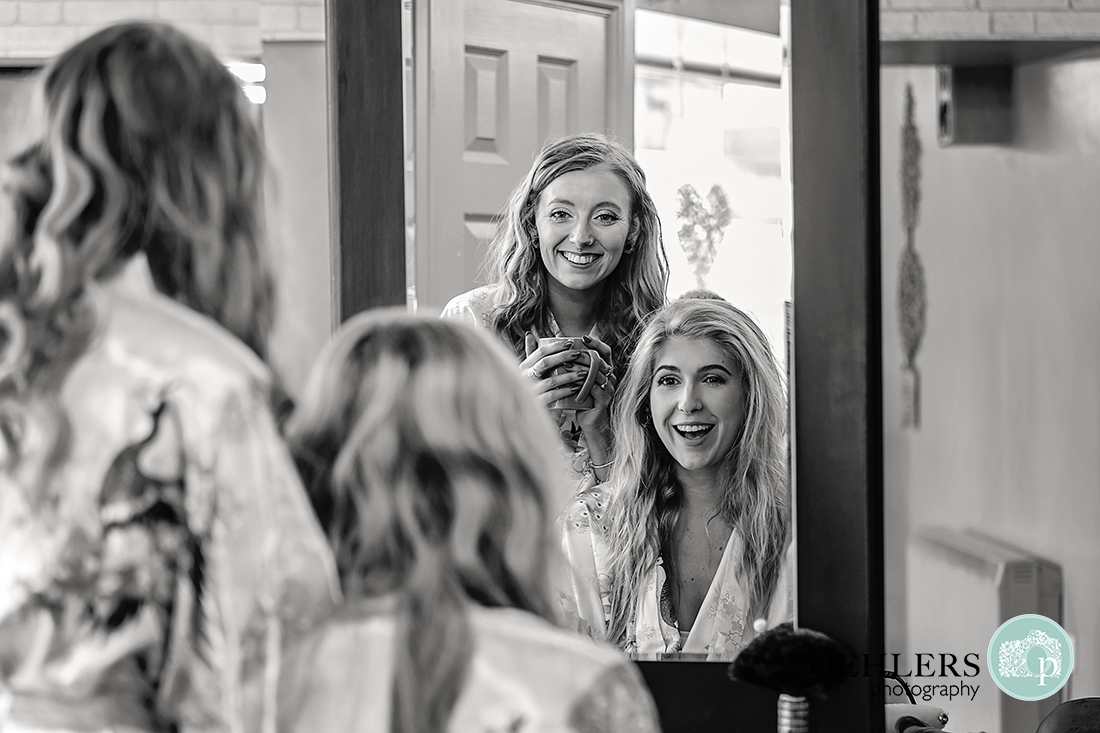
(0, 21), (276, 503)
(285, 309), (570, 733)
(13, 21), (274, 359)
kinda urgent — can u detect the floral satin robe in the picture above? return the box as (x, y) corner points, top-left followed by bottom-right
(559, 483), (793, 661)
(274, 598), (662, 733)
(0, 260), (340, 732)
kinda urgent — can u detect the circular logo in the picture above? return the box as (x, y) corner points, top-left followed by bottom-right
(988, 614), (1074, 701)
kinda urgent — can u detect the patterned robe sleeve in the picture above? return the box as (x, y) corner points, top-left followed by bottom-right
(765, 542), (796, 629)
(558, 486), (613, 643)
(567, 662), (663, 733)
(156, 380), (341, 733)
(439, 289), (488, 330)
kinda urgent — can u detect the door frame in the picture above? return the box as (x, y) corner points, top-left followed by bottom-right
(325, 0), (884, 729)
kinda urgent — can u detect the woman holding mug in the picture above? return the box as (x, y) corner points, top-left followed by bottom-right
(442, 132), (669, 485)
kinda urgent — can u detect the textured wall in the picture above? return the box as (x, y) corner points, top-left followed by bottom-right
(882, 0), (1100, 40)
(881, 62), (1100, 702)
(0, 0), (325, 59)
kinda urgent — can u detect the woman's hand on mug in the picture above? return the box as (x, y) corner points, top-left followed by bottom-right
(574, 334), (616, 432)
(521, 334), (587, 408)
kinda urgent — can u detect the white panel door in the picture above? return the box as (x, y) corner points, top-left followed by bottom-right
(416, 0), (633, 311)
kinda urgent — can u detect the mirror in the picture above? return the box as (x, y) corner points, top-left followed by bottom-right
(401, 0), (794, 665)
(328, 0), (881, 729)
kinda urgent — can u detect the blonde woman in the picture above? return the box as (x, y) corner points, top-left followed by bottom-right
(0, 23), (339, 731)
(284, 312), (661, 733)
(442, 133), (669, 486)
(561, 298), (793, 660)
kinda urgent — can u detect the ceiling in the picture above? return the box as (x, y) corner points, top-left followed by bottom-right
(637, 0), (780, 37)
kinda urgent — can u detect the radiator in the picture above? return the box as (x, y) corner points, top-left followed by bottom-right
(906, 527), (1064, 733)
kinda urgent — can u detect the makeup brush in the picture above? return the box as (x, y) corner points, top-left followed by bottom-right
(728, 620), (849, 733)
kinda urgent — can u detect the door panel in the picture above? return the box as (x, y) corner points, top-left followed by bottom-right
(417, 0), (631, 311)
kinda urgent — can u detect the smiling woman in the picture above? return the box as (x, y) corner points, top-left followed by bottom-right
(560, 296), (792, 660)
(441, 132), (669, 487)
(535, 166), (634, 292)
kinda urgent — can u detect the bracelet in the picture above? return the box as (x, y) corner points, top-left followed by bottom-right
(586, 458), (613, 472)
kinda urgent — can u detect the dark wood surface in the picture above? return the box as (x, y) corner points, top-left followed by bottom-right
(326, 0), (407, 320)
(791, 0), (886, 731)
(637, 664), (778, 732)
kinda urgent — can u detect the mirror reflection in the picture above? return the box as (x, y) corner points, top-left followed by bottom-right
(559, 297), (793, 661)
(409, 2), (794, 662)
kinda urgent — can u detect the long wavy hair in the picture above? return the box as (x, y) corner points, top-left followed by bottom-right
(0, 22), (276, 499)
(285, 311), (568, 733)
(486, 132), (669, 373)
(602, 298), (790, 647)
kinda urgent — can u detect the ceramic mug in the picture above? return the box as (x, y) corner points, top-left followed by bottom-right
(538, 337), (601, 411)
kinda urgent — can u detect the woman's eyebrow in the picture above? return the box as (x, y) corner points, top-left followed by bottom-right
(655, 363), (733, 375)
(546, 198), (624, 211)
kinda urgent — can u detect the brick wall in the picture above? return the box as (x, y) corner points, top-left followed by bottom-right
(6, 1), (1097, 58)
(261, 0), (323, 42)
(882, 0), (1100, 40)
(0, 0), (325, 61)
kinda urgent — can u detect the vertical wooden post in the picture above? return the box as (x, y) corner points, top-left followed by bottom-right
(791, 0), (885, 731)
(326, 0), (407, 320)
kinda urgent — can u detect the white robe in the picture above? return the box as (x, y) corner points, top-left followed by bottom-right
(559, 483), (793, 661)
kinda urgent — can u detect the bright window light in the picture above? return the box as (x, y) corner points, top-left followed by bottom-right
(242, 85), (267, 105)
(224, 62), (266, 105)
(226, 61), (266, 84)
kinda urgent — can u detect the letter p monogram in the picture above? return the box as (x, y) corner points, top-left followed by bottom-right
(1036, 657), (1058, 686)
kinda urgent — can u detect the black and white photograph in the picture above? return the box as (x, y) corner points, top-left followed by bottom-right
(0, 1), (1096, 732)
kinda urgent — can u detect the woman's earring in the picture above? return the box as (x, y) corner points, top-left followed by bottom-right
(624, 238), (636, 254)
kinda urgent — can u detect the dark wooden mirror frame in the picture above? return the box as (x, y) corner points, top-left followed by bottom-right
(325, 1), (883, 730)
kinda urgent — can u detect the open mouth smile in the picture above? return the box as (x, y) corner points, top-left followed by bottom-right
(673, 423), (714, 439)
(559, 251), (602, 266)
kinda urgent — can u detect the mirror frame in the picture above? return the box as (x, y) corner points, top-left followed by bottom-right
(325, 0), (884, 730)
(326, 0), (406, 320)
(789, 0), (885, 729)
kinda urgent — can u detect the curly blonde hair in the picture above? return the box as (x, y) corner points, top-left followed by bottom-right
(0, 21), (276, 497)
(485, 132), (669, 374)
(286, 311), (569, 733)
(602, 298), (790, 647)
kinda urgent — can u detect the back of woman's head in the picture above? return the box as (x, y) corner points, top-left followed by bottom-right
(1, 23), (274, 501)
(486, 132), (669, 361)
(605, 298), (789, 642)
(9, 21), (273, 358)
(286, 310), (566, 733)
